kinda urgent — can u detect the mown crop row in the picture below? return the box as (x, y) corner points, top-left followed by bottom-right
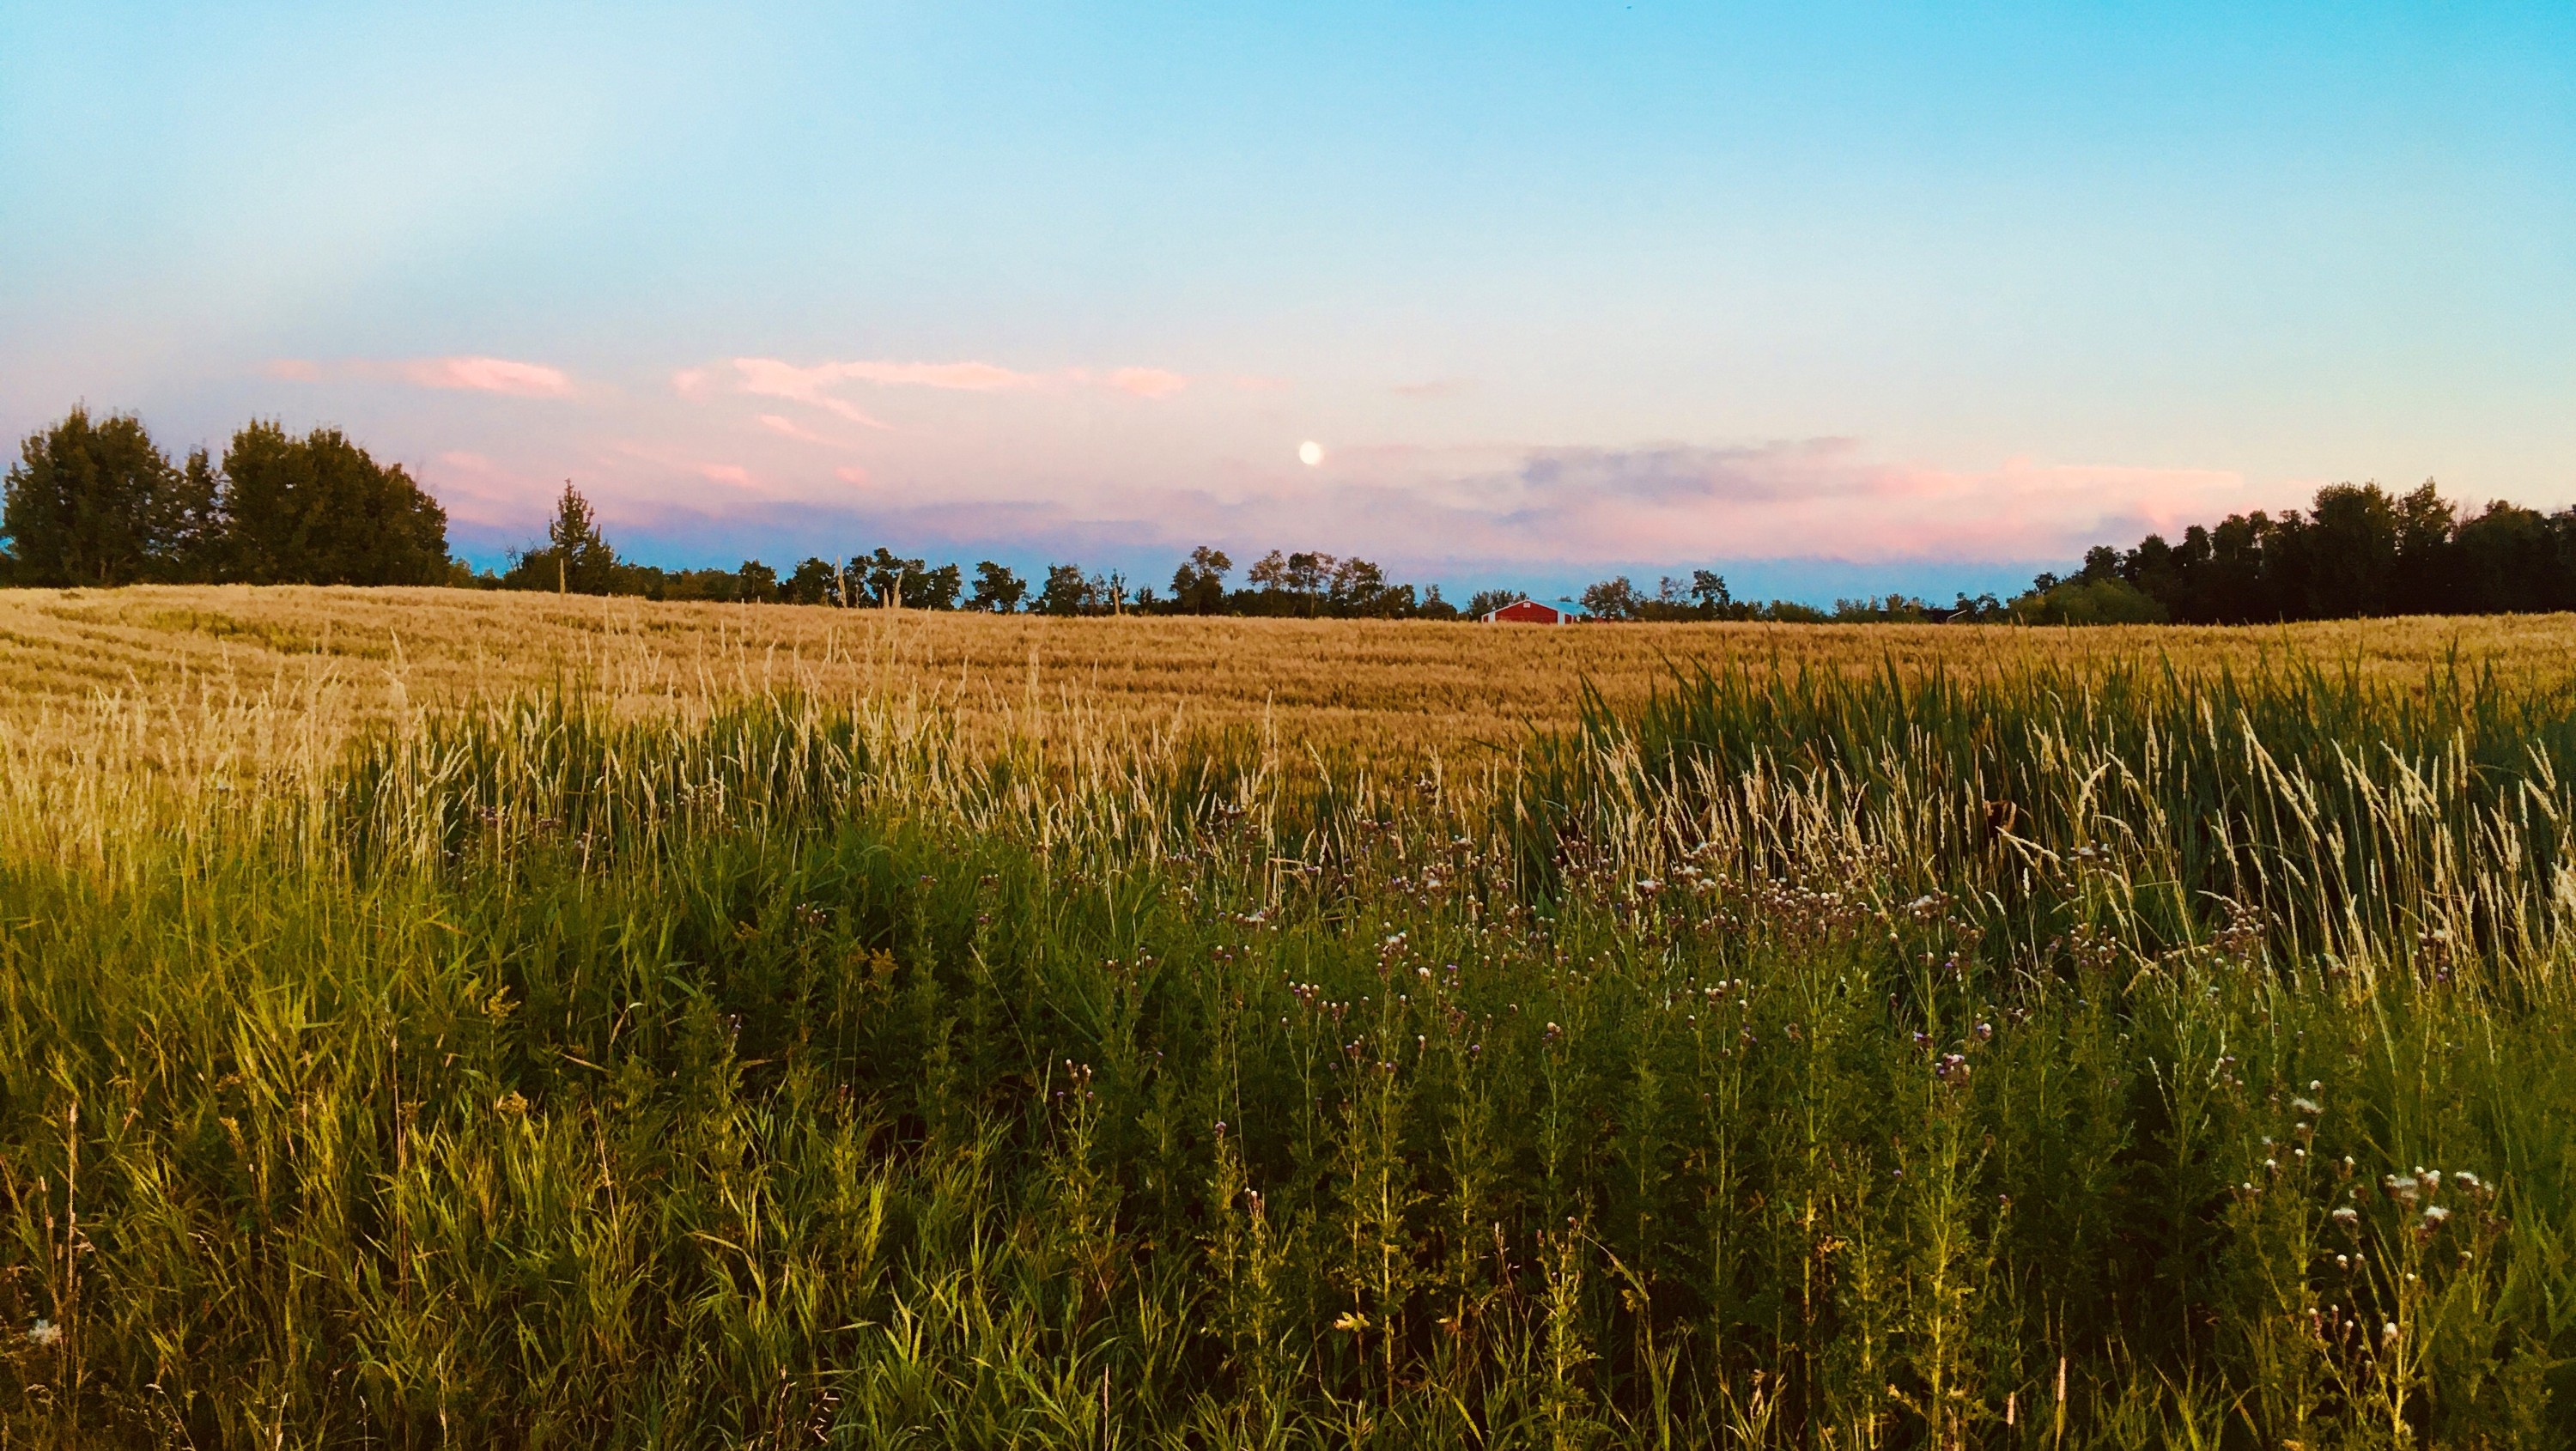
(3, 659), (2573, 1447)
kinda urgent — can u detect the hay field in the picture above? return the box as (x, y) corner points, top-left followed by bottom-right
(11, 586), (2576, 1445)
(5, 584), (2573, 775)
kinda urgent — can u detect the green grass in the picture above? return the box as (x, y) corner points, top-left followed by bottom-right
(4, 662), (2575, 1447)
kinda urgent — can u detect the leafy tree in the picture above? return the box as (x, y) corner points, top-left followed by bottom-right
(1690, 569), (1733, 615)
(970, 561), (1028, 613)
(222, 422), (450, 586)
(1581, 576), (1644, 621)
(1170, 546), (1231, 614)
(1, 408), (206, 586)
(907, 561), (963, 610)
(2011, 576), (2168, 625)
(1414, 583), (1461, 622)
(1466, 589), (1520, 618)
(1036, 563), (1090, 616)
(735, 561), (779, 602)
(781, 557), (838, 604)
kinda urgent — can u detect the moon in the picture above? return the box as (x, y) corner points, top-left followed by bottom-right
(1297, 440), (1324, 467)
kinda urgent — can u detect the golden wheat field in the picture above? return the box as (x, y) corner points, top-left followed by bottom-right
(4, 585), (2573, 778)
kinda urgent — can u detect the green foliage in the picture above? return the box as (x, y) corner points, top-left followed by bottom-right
(4, 662), (2576, 1443)
(221, 420), (452, 585)
(2010, 576), (2170, 625)
(970, 560), (1028, 613)
(2051, 477), (2576, 622)
(1, 409), (221, 586)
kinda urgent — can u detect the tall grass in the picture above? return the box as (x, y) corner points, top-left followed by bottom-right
(3, 659), (2573, 1446)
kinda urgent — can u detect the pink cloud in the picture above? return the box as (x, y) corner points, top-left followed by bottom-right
(700, 464), (754, 488)
(830, 360), (1042, 391)
(671, 367), (713, 399)
(729, 360), (896, 428)
(1108, 367), (1189, 398)
(265, 358), (321, 381)
(756, 413), (838, 446)
(716, 355), (1194, 422)
(835, 465), (872, 486)
(393, 356), (574, 398)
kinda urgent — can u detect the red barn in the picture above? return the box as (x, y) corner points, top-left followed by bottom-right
(1480, 598), (1570, 624)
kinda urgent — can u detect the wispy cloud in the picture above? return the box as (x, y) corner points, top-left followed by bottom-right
(270, 355), (575, 398)
(1391, 378), (1471, 399)
(393, 356), (574, 397)
(1104, 367), (1189, 398)
(703, 355), (1191, 424)
(756, 413), (839, 446)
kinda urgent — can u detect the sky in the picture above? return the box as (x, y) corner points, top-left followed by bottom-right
(2, 2), (2570, 604)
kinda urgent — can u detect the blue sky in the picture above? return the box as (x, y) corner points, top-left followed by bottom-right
(3, 2), (2570, 602)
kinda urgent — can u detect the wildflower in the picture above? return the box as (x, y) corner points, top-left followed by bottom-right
(1543, 1022), (1563, 1043)
(2331, 1206), (2360, 1228)
(25, 1319), (59, 1347)
(2421, 1169), (2442, 1193)
(2383, 1321), (2401, 1345)
(1973, 1021), (1993, 1042)
(2290, 1096), (2322, 1117)
(495, 1090), (531, 1117)
(2453, 1170), (2483, 1193)
(2422, 1205), (2451, 1228)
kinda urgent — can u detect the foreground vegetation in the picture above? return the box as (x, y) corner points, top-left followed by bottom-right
(5, 607), (2576, 1445)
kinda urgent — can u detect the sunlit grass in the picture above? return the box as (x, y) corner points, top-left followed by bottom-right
(3, 592), (2575, 1445)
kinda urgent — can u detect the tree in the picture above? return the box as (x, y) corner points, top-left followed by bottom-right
(504, 482), (620, 593)
(1466, 589), (1519, 618)
(735, 560), (779, 602)
(224, 422), (452, 586)
(781, 557), (838, 604)
(1170, 546), (1231, 614)
(1690, 569), (1733, 615)
(1036, 563), (1090, 616)
(1581, 576), (1644, 622)
(970, 561), (1028, 612)
(907, 561), (963, 610)
(1, 408), (201, 586)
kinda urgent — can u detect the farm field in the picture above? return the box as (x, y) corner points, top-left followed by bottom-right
(5, 588), (2576, 1446)
(3, 584), (2574, 774)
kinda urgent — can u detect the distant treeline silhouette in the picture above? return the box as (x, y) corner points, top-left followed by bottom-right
(2007, 480), (2576, 625)
(13, 412), (2573, 624)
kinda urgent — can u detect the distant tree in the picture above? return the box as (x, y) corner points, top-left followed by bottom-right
(2011, 577), (2167, 625)
(223, 422), (451, 586)
(1091, 570), (1129, 615)
(1690, 569), (1733, 615)
(735, 560), (779, 602)
(907, 561), (963, 610)
(1580, 577), (1644, 622)
(1036, 563), (1090, 616)
(1, 408), (204, 586)
(1414, 584), (1461, 622)
(1465, 589), (1519, 618)
(503, 482), (620, 593)
(1170, 545), (1232, 614)
(969, 561), (1028, 612)
(1329, 557), (1398, 616)
(781, 557), (838, 605)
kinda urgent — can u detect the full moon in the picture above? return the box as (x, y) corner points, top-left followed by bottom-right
(1297, 440), (1324, 467)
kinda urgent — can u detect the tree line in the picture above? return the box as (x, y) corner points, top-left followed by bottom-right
(2008, 479), (2576, 625)
(15, 412), (2573, 627)
(1, 408), (452, 586)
